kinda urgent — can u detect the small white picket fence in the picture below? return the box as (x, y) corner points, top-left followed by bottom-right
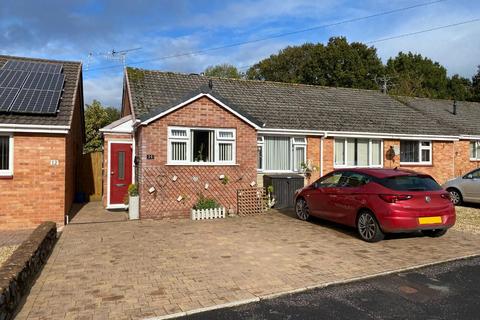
(191, 207), (226, 220)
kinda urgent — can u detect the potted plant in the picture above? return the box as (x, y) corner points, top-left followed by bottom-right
(191, 194), (225, 220)
(128, 184), (139, 220)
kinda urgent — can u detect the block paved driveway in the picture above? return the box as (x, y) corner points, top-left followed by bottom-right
(16, 202), (480, 320)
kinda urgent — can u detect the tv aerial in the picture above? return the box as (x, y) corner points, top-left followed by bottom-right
(86, 47), (142, 70)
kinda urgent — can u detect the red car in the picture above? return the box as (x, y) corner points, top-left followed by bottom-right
(294, 168), (455, 242)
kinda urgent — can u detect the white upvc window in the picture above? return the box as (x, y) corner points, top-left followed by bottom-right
(400, 140), (432, 165)
(258, 135), (307, 172)
(167, 127), (236, 165)
(334, 138), (383, 168)
(257, 136), (264, 171)
(0, 134), (13, 176)
(470, 141), (480, 161)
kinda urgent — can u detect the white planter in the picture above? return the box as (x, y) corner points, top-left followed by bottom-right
(191, 207), (226, 220)
(128, 196), (139, 220)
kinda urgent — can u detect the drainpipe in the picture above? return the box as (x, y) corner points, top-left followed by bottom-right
(320, 131), (328, 177)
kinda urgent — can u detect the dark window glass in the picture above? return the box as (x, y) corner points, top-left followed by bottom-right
(339, 172), (370, 187)
(192, 130), (214, 162)
(257, 146), (263, 169)
(400, 141), (419, 162)
(0, 136), (9, 170)
(377, 175), (441, 191)
(118, 151), (125, 180)
(317, 172), (343, 188)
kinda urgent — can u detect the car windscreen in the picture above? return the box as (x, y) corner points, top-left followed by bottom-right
(376, 175), (442, 191)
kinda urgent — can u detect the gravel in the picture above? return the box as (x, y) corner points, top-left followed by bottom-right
(0, 245), (18, 267)
(453, 205), (480, 234)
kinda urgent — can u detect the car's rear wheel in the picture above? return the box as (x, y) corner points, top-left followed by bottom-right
(447, 188), (463, 206)
(295, 198), (310, 221)
(422, 229), (447, 237)
(357, 211), (384, 242)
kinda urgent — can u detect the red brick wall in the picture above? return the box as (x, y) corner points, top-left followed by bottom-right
(454, 140), (480, 177)
(137, 96), (257, 219)
(306, 136), (321, 183)
(0, 134), (67, 230)
(323, 137), (335, 176)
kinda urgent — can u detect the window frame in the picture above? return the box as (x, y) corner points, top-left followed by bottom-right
(256, 135), (307, 173)
(0, 134), (13, 177)
(470, 140), (480, 161)
(333, 138), (383, 168)
(167, 126), (236, 165)
(399, 140), (432, 165)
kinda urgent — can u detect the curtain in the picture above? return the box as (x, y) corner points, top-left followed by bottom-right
(219, 143), (233, 161)
(371, 140), (381, 166)
(171, 141), (187, 161)
(401, 141), (419, 162)
(347, 139), (356, 166)
(357, 139), (369, 166)
(265, 136), (290, 170)
(294, 147), (305, 171)
(335, 139), (345, 165)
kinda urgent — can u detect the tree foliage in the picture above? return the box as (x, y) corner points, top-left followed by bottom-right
(247, 37), (384, 90)
(471, 65), (480, 102)
(203, 64), (241, 79)
(84, 100), (121, 153)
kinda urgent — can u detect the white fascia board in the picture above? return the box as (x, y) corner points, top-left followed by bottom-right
(325, 131), (459, 141)
(0, 123), (70, 134)
(100, 119), (134, 134)
(258, 128), (325, 136)
(141, 93), (262, 129)
(459, 135), (480, 140)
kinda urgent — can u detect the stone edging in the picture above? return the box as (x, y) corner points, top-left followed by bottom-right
(0, 222), (57, 320)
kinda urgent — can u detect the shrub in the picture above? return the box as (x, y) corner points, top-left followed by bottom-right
(194, 194), (220, 210)
(128, 184), (139, 197)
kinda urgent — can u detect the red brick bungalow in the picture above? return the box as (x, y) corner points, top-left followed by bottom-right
(102, 67), (478, 218)
(0, 55), (85, 229)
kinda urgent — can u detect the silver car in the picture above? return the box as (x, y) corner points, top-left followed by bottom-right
(443, 168), (480, 205)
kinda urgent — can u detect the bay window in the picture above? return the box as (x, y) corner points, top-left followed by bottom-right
(0, 135), (13, 176)
(167, 127), (235, 164)
(334, 138), (382, 168)
(400, 140), (431, 164)
(470, 141), (480, 160)
(259, 136), (306, 172)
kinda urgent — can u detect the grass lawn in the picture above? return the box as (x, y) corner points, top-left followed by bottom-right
(453, 205), (480, 235)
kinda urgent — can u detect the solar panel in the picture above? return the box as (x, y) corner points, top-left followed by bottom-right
(23, 72), (65, 91)
(0, 70), (30, 111)
(2, 60), (62, 74)
(0, 60), (65, 114)
(9, 89), (62, 114)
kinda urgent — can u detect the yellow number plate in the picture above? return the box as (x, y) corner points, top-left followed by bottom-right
(418, 216), (442, 225)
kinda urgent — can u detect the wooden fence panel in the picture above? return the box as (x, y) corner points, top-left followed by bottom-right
(78, 151), (103, 201)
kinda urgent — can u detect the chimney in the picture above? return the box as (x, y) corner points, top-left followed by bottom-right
(208, 79), (213, 90)
(453, 100), (457, 115)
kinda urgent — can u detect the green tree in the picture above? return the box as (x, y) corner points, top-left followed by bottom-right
(203, 64), (241, 78)
(247, 37), (384, 89)
(446, 74), (472, 101)
(471, 65), (480, 102)
(385, 52), (449, 99)
(84, 100), (121, 153)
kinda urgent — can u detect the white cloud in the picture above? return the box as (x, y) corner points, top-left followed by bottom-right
(83, 74), (123, 108)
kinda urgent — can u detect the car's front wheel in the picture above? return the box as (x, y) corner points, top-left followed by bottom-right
(448, 188), (463, 206)
(295, 198), (310, 221)
(422, 229), (448, 237)
(357, 211), (384, 242)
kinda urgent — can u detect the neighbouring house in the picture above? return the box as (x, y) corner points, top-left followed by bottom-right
(0, 55), (84, 230)
(101, 67), (479, 219)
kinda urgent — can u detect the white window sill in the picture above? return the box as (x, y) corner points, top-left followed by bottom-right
(0, 173), (13, 179)
(399, 162), (432, 166)
(166, 162), (239, 166)
(470, 158), (480, 162)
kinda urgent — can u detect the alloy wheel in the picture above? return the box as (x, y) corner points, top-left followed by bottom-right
(358, 212), (378, 241)
(295, 198), (309, 221)
(449, 190), (462, 205)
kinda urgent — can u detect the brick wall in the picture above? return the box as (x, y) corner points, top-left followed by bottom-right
(137, 96), (257, 219)
(454, 140), (480, 177)
(0, 134), (66, 230)
(306, 136), (321, 183)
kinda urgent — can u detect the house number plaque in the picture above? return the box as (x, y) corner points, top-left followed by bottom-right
(147, 154), (155, 160)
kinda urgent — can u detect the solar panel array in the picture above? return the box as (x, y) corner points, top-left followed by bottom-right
(0, 60), (64, 115)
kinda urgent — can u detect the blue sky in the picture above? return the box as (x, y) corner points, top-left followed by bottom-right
(1, 0), (479, 108)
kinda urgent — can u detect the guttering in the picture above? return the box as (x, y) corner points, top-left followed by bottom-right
(0, 123), (70, 134)
(258, 128), (325, 136)
(325, 130), (459, 141)
(459, 135), (480, 140)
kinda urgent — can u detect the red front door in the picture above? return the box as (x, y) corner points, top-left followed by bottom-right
(110, 143), (132, 205)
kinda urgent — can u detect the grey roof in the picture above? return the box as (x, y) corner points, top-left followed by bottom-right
(398, 96), (480, 136)
(125, 68), (460, 136)
(0, 55), (83, 127)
